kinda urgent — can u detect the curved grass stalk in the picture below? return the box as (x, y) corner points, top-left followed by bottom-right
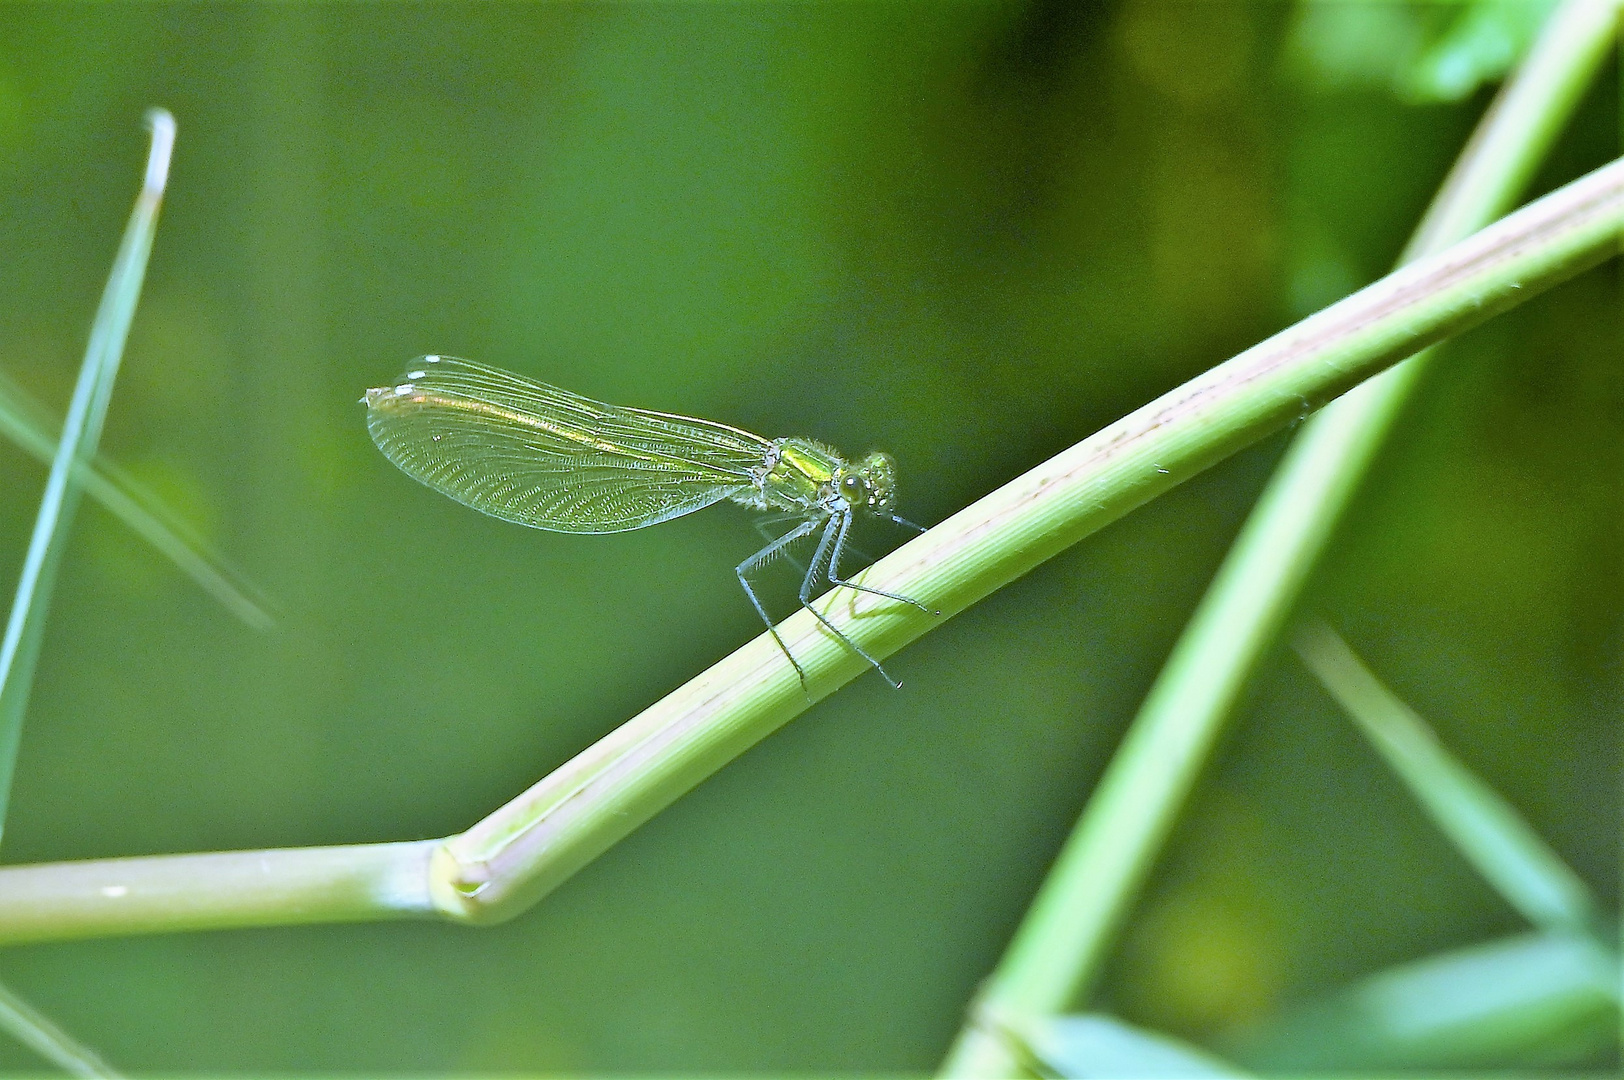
(937, 5), (1619, 1075)
(431, 153), (1624, 925)
(0, 149), (1619, 945)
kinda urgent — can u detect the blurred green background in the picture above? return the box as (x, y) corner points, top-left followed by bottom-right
(0, 2), (1615, 1073)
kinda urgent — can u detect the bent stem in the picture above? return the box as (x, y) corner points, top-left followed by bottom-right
(0, 149), (1620, 945)
(434, 152), (1624, 925)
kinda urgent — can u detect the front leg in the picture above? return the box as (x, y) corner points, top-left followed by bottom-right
(825, 509), (933, 613)
(794, 512), (903, 689)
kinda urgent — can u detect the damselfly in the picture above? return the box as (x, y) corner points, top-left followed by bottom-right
(363, 355), (931, 687)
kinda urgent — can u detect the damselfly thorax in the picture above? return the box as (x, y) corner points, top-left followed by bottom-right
(739, 437), (896, 517)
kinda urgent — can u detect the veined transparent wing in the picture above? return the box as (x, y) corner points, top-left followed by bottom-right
(364, 355), (770, 533)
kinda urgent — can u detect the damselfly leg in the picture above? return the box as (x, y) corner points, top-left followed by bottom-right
(794, 512), (901, 689)
(739, 510), (936, 690)
(753, 513), (813, 579)
(736, 517), (821, 688)
(823, 509), (935, 614)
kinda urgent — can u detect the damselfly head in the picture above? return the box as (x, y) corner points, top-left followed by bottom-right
(837, 451), (897, 516)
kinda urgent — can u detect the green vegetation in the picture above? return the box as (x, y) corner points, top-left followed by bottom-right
(0, 3), (1614, 1074)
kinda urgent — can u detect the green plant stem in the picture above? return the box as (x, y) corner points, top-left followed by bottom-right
(938, 5), (1617, 1075)
(0, 150), (1618, 946)
(0, 110), (174, 846)
(0, 842), (437, 944)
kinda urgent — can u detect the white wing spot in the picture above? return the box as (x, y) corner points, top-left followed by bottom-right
(100, 885), (129, 898)
(407, 370), (427, 380)
(394, 383), (415, 395)
(424, 355), (441, 363)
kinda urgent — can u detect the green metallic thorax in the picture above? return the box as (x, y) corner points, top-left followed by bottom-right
(730, 436), (897, 521)
(757, 437), (842, 512)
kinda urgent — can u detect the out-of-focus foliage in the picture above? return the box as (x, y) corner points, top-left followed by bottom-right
(0, 2), (1613, 1074)
(1026, 1013), (1249, 1077)
(1289, 0), (1559, 101)
(1233, 931), (1619, 1070)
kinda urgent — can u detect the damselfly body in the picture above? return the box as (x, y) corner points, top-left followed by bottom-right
(363, 355), (930, 687)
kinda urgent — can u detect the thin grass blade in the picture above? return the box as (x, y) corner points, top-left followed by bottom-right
(1293, 621), (1601, 937)
(0, 979), (119, 1078)
(0, 109), (175, 842)
(0, 370), (273, 630)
